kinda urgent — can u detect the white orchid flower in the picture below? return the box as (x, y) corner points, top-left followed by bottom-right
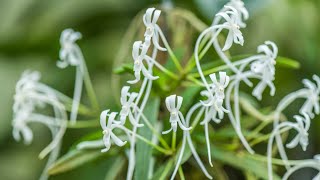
(57, 28), (82, 68)
(268, 113), (312, 179)
(199, 90), (221, 124)
(162, 95), (191, 134)
(12, 69), (68, 180)
(13, 71), (44, 113)
(286, 114), (310, 151)
(197, 72), (229, 166)
(163, 95), (192, 180)
(226, 0), (249, 28)
(100, 110), (127, 153)
(57, 28), (88, 124)
(143, 8), (166, 51)
(202, 72), (230, 118)
(12, 106), (34, 145)
(300, 75), (320, 118)
(251, 41), (278, 100)
(216, 6), (244, 51)
(119, 86), (143, 127)
(128, 41), (159, 84)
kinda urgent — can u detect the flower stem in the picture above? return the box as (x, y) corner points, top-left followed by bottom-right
(185, 27), (223, 73)
(138, 109), (171, 149)
(146, 56), (179, 80)
(250, 154), (309, 166)
(67, 119), (99, 128)
(127, 128), (172, 155)
(156, 26), (183, 72)
(83, 64), (100, 111)
(186, 75), (204, 87)
(171, 131), (177, 151)
(178, 166), (185, 180)
(249, 126), (291, 147)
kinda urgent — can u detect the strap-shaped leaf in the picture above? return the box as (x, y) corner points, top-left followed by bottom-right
(199, 145), (281, 180)
(135, 96), (160, 180)
(48, 149), (105, 175)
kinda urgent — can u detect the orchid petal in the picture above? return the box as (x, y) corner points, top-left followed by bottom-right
(222, 30), (234, 51)
(111, 133), (127, 147)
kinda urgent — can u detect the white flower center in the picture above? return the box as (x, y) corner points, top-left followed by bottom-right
(122, 105), (129, 112)
(134, 60), (140, 65)
(64, 42), (73, 50)
(232, 23), (240, 30)
(146, 26), (154, 37)
(171, 111), (178, 118)
(103, 129), (109, 135)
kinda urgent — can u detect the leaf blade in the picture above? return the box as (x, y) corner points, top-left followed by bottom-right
(134, 96), (160, 180)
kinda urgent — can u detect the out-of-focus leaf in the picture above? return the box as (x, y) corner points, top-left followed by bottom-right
(113, 63), (133, 75)
(170, 8), (208, 32)
(135, 96), (160, 180)
(151, 143), (192, 180)
(70, 131), (102, 150)
(199, 146), (281, 180)
(104, 156), (126, 180)
(239, 92), (260, 109)
(180, 86), (201, 113)
(0, 57), (52, 143)
(0, 0), (35, 42)
(152, 158), (174, 180)
(276, 56), (300, 69)
(210, 126), (263, 140)
(48, 149), (104, 175)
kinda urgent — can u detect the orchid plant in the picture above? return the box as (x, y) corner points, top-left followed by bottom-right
(11, 1), (320, 180)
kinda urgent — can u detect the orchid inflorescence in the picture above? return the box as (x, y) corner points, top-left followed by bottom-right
(11, 0), (320, 180)
(12, 29), (97, 180)
(12, 70), (68, 180)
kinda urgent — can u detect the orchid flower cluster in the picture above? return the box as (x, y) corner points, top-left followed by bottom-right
(12, 70), (68, 180)
(97, 7), (171, 180)
(12, 29), (97, 180)
(11, 0), (320, 180)
(267, 75), (320, 180)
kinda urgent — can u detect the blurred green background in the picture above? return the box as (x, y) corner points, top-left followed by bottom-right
(0, 0), (319, 179)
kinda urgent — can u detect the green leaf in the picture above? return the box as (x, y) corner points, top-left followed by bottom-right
(104, 156), (126, 180)
(152, 159), (174, 180)
(113, 63), (133, 75)
(48, 149), (105, 175)
(180, 86), (202, 113)
(199, 146), (281, 180)
(276, 56), (300, 69)
(134, 96), (160, 180)
(151, 141), (192, 180)
(70, 130), (102, 150)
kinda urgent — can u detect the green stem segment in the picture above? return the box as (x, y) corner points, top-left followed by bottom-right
(139, 112), (171, 150)
(172, 131), (177, 151)
(157, 27), (183, 72)
(83, 64), (100, 111)
(67, 119), (99, 128)
(134, 132), (172, 155)
(178, 166), (186, 180)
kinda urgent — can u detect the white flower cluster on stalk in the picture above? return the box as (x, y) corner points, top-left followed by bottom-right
(12, 29), (97, 180)
(193, 0), (276, 160)
(267, 75), (320, 180)
(97, 7), (171, 180)
(57, 29), (93, 124)
(12, 70), (68, 180)
(97, 1), (320, 180)
(11, 1), (320, 180)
